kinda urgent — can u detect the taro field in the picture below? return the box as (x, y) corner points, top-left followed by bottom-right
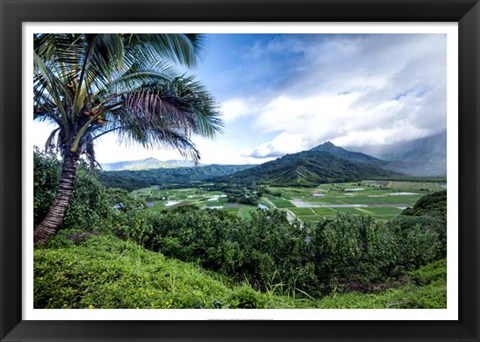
(264, 180), (446, 223)
(130, 187), (266, 219)
(131, 180), (446, 222)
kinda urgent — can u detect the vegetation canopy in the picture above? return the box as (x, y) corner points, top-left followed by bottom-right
(33, 33), (223, 244)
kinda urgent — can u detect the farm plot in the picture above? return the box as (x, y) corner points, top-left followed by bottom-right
(312, 208), (336, 216)
(362, 207), (404, 215)
(334, 207), (366, 215)
(297, 215), (321, 222)
(265, 196), (295, 208)
(289, 207), (316, 216)
(265, 180), (443, 221)
(133, 186), (268, 219)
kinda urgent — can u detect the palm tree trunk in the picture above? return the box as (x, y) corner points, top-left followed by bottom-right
(34, 152), (80, 244)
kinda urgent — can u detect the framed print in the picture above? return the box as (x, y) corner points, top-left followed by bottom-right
(1, 0), (479, 341)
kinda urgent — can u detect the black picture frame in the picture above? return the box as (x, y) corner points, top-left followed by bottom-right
(1, 0), (479, 341)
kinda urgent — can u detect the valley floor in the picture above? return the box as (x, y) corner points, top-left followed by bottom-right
(133, 180), (446, 222)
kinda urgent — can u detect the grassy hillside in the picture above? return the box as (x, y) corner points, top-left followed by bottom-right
(34, 234), (446, 309)
(34, 234), (297, 309)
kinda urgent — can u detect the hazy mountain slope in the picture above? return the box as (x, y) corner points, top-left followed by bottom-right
(384, 132), (446, 176)
(221, 150), (400, 187)
(102, 157), (195, 171)
(345, 131), (447, 177)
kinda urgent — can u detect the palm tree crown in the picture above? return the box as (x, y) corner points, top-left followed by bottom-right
(34, 33), (222, 166)
(34, 33), (223, 244)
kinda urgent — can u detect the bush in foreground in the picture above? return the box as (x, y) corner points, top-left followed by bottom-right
(317, 259), (446, 309)
(34, 233), (446, 309)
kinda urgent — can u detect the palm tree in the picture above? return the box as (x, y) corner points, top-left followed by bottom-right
(33, 34), (223, 244)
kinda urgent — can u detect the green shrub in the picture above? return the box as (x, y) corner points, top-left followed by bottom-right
(409, 259), (446, 286)
(316, 259), (446, 309)
(387, 216), (443, 268)
(99, 200), (446, 299)
(34, 148), (110, 231)
(401, 190), (447, 257)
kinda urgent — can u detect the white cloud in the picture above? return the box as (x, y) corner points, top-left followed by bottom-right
(330, 126), (431, 147)
(219, 98), (255, 122)
(193, 137), (265, 165)
(94, 134), (184, 164)
(245, 132), (306, 158)
(243, 34), (447, 157)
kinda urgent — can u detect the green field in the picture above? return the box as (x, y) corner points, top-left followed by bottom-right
(312, 207), (337, 215)
(132, 187), (262, 219)
(131, 180), (445, 221)
(260, 180), (445, 221)
(289, 207), (316, 215)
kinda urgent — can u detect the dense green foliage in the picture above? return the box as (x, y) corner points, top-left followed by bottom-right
(219, 150), (400, 187)
(98, 164), (253, 191)
(401, 190), (447, 257)
(123, 206), (444, 297)
(34, 233), (446, 308)
(402, 190), (447, 217)
(34, 148), (62, 226)
(34, 150), (447, 307)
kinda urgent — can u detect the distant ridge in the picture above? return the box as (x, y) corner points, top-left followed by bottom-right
(98, 164), (254, 191)
(102, 157), (195, 171)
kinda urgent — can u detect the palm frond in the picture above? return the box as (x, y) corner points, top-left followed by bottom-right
(45, 127), (60, 153)
(34, 33), (222, 163)
(34, 52), (71, 134)
(124, 34), (203, 68)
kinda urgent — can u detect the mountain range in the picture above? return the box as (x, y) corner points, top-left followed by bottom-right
(98, 164), (253, 191)
(101, 157), (195, 171)
(99, 132), (446, 190)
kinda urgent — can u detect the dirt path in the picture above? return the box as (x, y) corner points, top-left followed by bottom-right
(284, 209), (297, 224)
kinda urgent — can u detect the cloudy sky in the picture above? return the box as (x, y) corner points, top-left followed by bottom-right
(33, 33), (447, 165)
